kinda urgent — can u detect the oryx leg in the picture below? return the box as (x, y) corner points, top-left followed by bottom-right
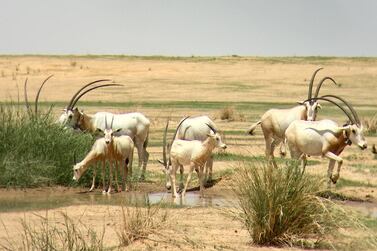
(205, 156), (214, 183)
(101, 160), (106, 195)
(326, 159), (336, 189)
(324, 152), (343, 185)
(279, 140), (287, 157)
(269, 138), (282, 168)
(107, 161), (113, 195)
(135, 139), (146, 181)
(122, 158), (128, 192)
(199, 165), (205, 198)
(114, 161), (120, 193)
(179, 165), (184, 191)
(89, 167), (96, 192)
(182, 163), (195, 197)
(170, 162), (179, 198)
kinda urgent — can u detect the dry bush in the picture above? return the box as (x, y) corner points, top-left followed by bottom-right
(232, 160), (375, 249)
(363, 115), (377, 136)
(0, 212), (105, 251)
(218, 106), (245, 121)
(117, 199), (167, 247)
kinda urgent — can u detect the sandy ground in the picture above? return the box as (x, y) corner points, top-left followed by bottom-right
(0, 56), (377, 250)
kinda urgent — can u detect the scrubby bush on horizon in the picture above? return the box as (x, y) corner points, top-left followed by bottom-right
(0, 104), (94, 187)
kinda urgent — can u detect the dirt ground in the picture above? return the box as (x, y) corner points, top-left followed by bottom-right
(0, 56), (377, 250)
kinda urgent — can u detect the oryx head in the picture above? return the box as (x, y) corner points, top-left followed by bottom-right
(58, 79), (122, 129)
(298, 68), (339, 121)
(309, 95), (367, 150)
(158, 116), (190, 190)
(96, 115), (121, 145)
(205, 123), (227, 150)
(72, 153), (84, 181)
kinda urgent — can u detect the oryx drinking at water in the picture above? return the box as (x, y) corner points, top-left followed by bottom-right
(247, 68), (339, 167)
(58, 80), (150, 180)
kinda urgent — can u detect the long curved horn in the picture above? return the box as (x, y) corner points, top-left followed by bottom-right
(205, 123), (217, 134)
(67, 79), (111, 109)
(314, 76), (339, 98)
(23, 78), (32, 114)
(35, 75), (53, 115)
(169, 116), (190, 152)
(321, 95), (360, 125)
(306, 97), (355, 124)
(308, 68), (323, 100)
(105, 115), (108, 129)
(162, 118), (170, 166)
(110, 115), (114, 129)
(70, 84), (123, 109)
(182, 126), (191, 139)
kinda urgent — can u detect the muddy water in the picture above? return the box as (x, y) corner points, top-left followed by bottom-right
(0, 190), (235, 212)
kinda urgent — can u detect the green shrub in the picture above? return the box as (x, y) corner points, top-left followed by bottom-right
(0, 104), (94, 187)
(233, 160), (369, 248)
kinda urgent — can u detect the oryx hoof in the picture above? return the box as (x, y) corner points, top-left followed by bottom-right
(280, 152), (286, 157)
(330, 177), (338, 184)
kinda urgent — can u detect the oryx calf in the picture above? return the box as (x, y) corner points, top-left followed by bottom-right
(160, 117), (227, 198)
(73, 116), (134, 194)
(247, 68), (338, 167)
(285, 95), (367, 187)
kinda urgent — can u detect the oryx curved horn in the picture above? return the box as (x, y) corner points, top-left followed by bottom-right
(321, 95), (360, 125)
(314, 76), (339, 98)
(162, 118), (170, 166)
(182, 126), (191, 139)
(110, 115), (115, 129)
(308, 68), (323, 100)
(306, 97), (355, 124)
(205, 123), (217, 134)
(23, 78), (32, 114)
(35, 75), (53, 114)
(67, 79), (111, 109)
(70, 83), (123, 109)
(105, 115), (108, 129)
(169, 116), (190, 153)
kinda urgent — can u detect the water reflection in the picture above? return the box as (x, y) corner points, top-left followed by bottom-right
(0, 190), (235, 212)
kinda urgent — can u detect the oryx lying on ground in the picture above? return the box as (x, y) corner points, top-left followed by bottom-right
(174, 115), (219, 182)
(73, 115), (134, 194)
(285, 95), (367, 187)
(23, 75), (54, 117)
(247, 68), (339, 167)
(58, 80), (150, 180)
(159, 117), (227, 198)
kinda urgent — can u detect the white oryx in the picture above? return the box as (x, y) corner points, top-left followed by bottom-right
(247, 68), (339, 167)
(58, 80), (150, 180)
(285, 95), (367, 187)
(73, 115), (134, 194)
(159, 117), (227, 198)
(174, 115), (219, 182)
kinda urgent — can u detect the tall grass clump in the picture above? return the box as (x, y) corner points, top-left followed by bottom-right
(233, 160), (372, 248)
(117, 198), (168, 246)
(363, 115), (377, 136)
(0, 104), (93, 187)
(0, 212), (105, 251)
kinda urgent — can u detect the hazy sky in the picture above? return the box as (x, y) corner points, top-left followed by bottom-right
(1, 0), (377, 56)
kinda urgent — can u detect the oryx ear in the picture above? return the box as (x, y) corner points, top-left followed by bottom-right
(73, 107), (79, 112)
(62, 108), (67, 112)
(336, 125), (350, 133)
(115, 128), (122, 133)
(297, 101), (305, 105)
(96, 128), (104, 133)
(317, 104), (322, 109)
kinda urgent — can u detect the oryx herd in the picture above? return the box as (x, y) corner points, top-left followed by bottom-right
(27, 68), (368, 197)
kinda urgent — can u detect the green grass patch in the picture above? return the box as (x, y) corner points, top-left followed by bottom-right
(337, 178), (377, 189)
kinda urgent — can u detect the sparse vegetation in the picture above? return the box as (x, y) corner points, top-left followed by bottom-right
(363, 115), (377, 136)
(218, 106), (246, 121)
(117, 199), (168, 246)
(0, 212), (105, 251)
